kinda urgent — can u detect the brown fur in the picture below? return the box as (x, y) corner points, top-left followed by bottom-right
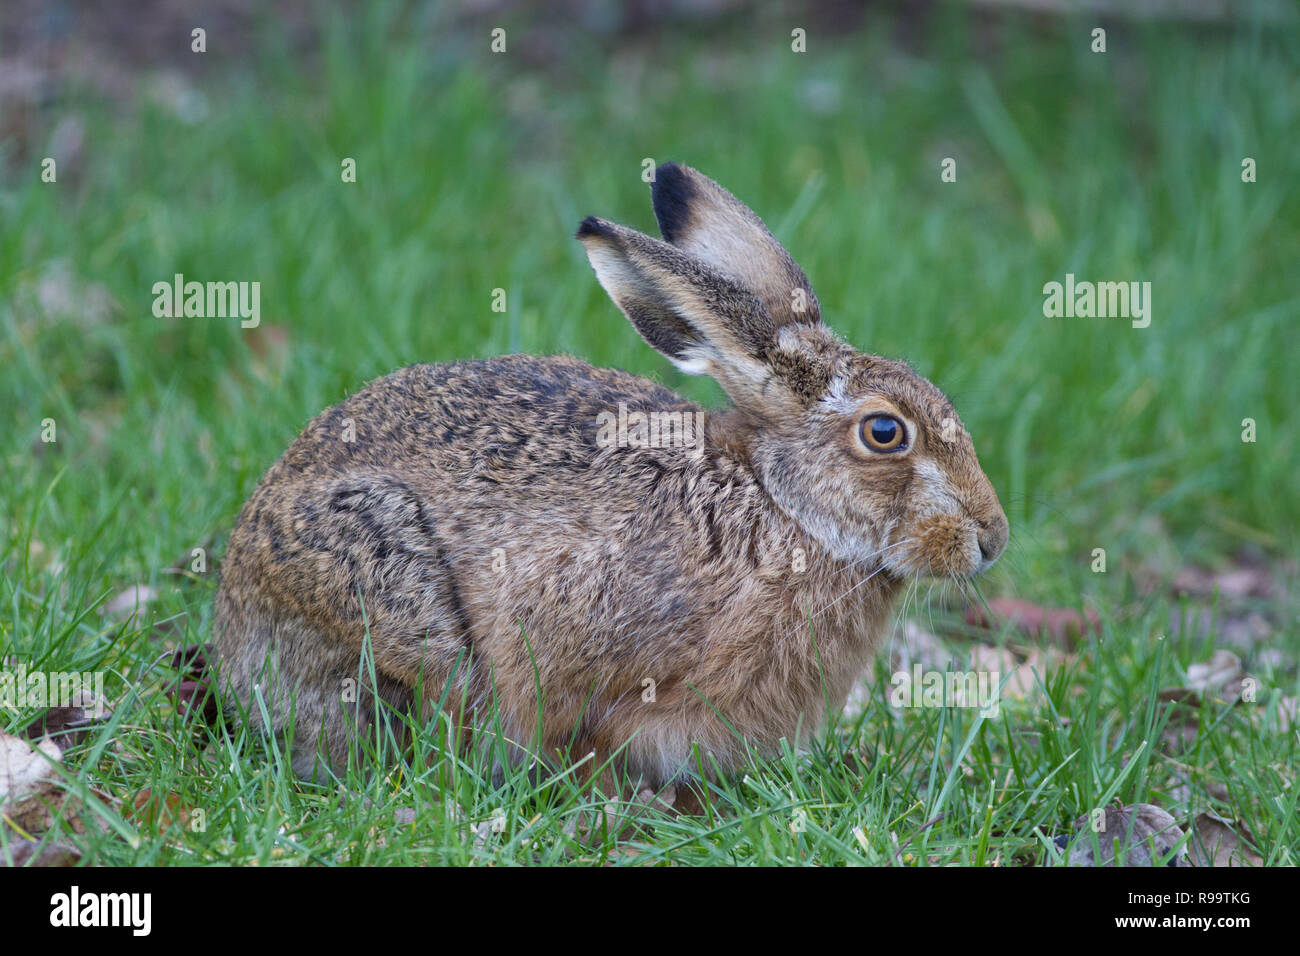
(214, 162), (1008, 789)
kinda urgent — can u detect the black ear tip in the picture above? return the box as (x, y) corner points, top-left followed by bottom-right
(654, 161), (685, 183)
(576, 216), (612, 240)
(651, 162), (696, 242)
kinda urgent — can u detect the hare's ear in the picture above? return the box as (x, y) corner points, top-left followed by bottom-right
(578, 216), (796, 408)
(652, 163), (820, 327)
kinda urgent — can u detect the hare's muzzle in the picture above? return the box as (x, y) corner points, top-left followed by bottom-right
(975, 509), (1009, 573)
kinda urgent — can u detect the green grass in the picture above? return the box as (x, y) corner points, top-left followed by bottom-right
(2, 3), (1297, 865)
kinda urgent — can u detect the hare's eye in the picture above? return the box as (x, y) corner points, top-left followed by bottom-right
(860, 415), (907, 452)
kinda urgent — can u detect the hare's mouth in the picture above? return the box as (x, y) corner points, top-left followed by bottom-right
(890, 516), (989, 580)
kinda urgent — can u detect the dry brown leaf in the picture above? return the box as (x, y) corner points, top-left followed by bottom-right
(966, 598), (1100, 646)
(1063, 803), (1188, 866)
(392, 807), (417, 826)
(1154, 651), (1258, 751)
(969, 643), (1017, 674)
(7, 789), (77, 834)
(1167, 605), (1276, 647)
(1157, 651), (1251, 749)
(969, 644), (1073, 702)
(605, 845), (644, 865)
(1188, 813), (1263, 867)
(890, 620), (953, 672)
(21, 691), (111, 751)
(1186, 650), (1245, 697)
(1, 732), (61, 810)
(1017, 647), (1076, 698)
(102, 584), (157, 620)
(2, 837), (81, 867)
(160, 642), (222, 729)
(129, 788), (192, 831)
(1172, 564), (1273, 600)
(0, 731), (92, 837)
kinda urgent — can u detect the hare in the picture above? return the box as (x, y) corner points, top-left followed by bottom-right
(214, 162), (1008, 791)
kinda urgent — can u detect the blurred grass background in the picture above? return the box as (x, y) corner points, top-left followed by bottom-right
(1, 0), (1297, 866)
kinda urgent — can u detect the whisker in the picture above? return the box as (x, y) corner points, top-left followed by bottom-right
(774, 537), (919, 651)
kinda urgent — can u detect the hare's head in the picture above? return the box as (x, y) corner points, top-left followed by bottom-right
(578, 163), (1007, 580)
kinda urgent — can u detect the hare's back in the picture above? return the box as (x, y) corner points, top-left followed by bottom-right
(273, 353), (694, 485)
(219, 352), (703, 654)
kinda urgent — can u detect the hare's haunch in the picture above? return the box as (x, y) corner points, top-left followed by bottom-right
(214, 163), (1008, 786)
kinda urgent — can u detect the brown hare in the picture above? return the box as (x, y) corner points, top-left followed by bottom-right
(214, 162), (1008, 792)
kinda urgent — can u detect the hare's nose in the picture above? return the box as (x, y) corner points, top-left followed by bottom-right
(976, 513), (1009, 566)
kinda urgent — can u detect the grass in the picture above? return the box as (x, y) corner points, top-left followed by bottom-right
(1, 2), (1297, 865)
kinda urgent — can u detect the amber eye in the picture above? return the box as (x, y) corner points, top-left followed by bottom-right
(860, 415), (907, 452)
